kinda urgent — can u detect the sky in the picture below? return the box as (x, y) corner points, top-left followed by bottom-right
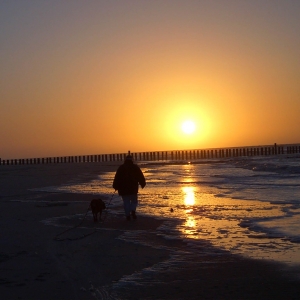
(1, 0), (299, 159)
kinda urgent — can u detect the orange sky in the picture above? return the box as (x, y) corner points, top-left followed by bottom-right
(1, 1), (299, 159)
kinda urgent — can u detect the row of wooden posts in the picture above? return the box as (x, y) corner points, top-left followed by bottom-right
(1, 144), (299, 166)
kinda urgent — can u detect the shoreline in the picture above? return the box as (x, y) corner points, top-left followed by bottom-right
(1, 164), (300, 299)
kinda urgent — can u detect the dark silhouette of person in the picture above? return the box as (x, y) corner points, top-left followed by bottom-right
(113, 152), (146, 220)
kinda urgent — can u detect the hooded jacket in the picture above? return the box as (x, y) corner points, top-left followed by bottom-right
(113, 160), (146, 195)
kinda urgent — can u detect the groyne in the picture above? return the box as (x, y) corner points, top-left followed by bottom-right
(1, 143), (299, 165)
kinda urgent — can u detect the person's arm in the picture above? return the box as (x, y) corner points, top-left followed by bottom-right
(137, 167), (146, 188)
(113, 169), (120, 190)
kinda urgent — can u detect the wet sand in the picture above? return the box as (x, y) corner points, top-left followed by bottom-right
(1, 163), (300, 299)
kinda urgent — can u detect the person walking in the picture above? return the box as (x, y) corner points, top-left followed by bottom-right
(113, 152), (146, 220)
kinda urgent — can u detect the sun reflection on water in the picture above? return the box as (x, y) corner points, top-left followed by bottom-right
(182, 186), (198, 237)
(183, 186), (195, 206)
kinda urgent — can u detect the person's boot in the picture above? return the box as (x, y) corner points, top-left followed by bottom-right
(131, 210), (137, 219)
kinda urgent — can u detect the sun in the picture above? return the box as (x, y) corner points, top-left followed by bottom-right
(181, 120), (196, 134)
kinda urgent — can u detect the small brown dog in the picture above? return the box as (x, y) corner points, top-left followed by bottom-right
(90, 198), (106, 222)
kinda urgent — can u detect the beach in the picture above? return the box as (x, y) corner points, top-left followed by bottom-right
(1, 163), (300, 299)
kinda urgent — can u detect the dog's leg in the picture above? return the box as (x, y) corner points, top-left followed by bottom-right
(93, 212), (97, 222)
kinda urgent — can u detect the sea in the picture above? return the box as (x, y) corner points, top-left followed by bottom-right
(37, 154), (300, 269)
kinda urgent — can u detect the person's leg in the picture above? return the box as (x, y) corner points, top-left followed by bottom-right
(121, 195), (131, 220)
(129, 194), (138, 219)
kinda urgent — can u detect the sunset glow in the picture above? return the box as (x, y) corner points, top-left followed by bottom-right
(1, 1), (299, 159)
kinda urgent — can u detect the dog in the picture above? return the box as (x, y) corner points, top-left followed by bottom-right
(90, 198), (106, 222)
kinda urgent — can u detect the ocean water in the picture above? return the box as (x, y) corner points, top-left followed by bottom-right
(38, 154), (300, 268)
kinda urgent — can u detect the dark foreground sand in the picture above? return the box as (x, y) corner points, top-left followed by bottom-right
(1, 163), (300, 299)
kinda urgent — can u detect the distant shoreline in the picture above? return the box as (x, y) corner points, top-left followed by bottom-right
(1, 143), (300, 164)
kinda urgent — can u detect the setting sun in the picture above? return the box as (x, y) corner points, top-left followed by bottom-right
(181, 120), (196, 135)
